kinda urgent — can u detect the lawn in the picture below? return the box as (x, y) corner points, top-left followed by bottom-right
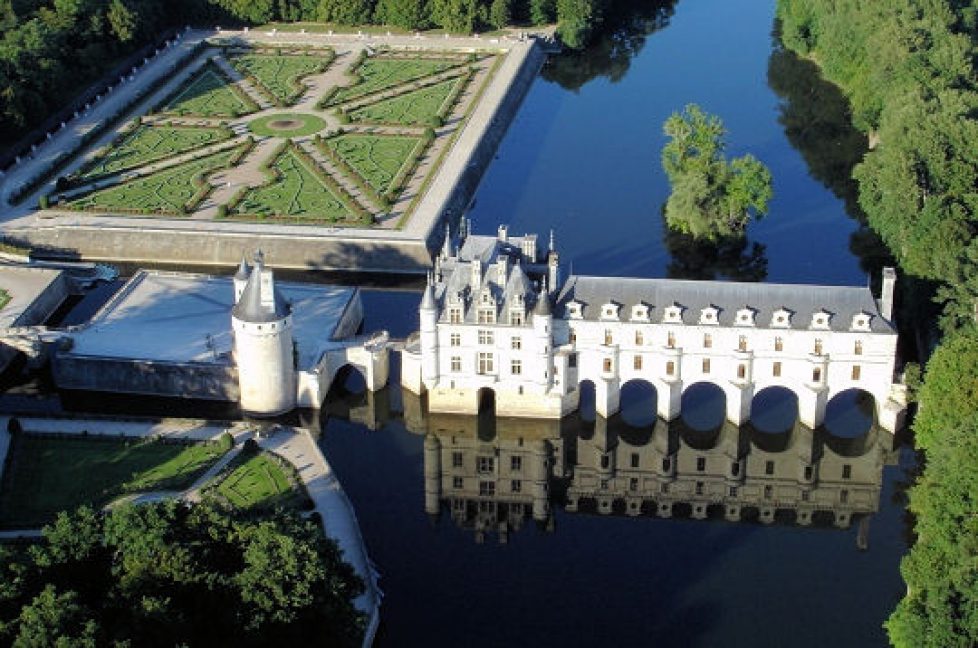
(161, 64), (258, 117)
(67, 145), (243, 215)
(210, 451), (305, 510)
(0, 434), (233, 528)
(326, 56), (460, 106)
(233, 147), (357, 222)
(348, 77), (462, 125)
(79, 124), (234, 181)
(321, 133), (422, 196)
(228, 51), (331, 105)
(0, 289), (9, 311)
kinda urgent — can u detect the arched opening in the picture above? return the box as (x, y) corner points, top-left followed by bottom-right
(824, 388), (875, 438)
(681, 382), (725, 432)
(619, 379), (657, 428)
(750, 386), (799, 434)
(476, 387), (496, 442)
(331, 364), (367, 396)
(577, 380), (597, 422)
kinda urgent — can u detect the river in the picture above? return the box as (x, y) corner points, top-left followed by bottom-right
(321, 0), (910, 645)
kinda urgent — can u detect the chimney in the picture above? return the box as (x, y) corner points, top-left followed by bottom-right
(521, 234), (537, 261)
(880, 267), (896, 321)
(497, 224), (508, 243)
(497, 254), (509, 284)
(471, 258), (482, 287)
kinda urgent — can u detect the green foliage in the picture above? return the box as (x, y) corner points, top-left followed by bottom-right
(317, 0), (376, 24)
(327, 55), (458, 106)
(348, 76), (461, 125)
(79, 124), (233, 181)
(228, 51), (330, 105)
(160, 64), (259, 118)
(556, 0), (600, 49)
(0, 501), (365, 646)
(430, 0), (483, 32)
(489, 0), (511, 29)
(373, 0), (430, 29)
(661, 104), (772, 241)
(530, 0), (555, 25)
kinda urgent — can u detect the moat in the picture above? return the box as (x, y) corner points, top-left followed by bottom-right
(0, 0), (911, 645)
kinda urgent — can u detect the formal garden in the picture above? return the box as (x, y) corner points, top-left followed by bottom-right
(0, 432), (234, 528)
(205, 447), (311, 511)
(37, 41), (500, 228)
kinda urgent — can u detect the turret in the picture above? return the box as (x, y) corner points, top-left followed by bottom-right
(547, 230), (560, 295)
(233, 255), (250, 302)
(231, 252), (296, 416)
(533, 280), (553, 388)
(420, 273), (439, 389)
(880, 267), (896, 322)
(441, 222), (453, 260)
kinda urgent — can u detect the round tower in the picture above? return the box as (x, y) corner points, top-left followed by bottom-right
(420, 273), (439, 390)
(231, 254), (296, 416)
(533, 280), (553, 389)
(233, 255), (250, 302)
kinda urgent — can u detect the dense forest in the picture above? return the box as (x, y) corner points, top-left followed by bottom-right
(776, 1), (978, 646)
(0, 0), (612, 146)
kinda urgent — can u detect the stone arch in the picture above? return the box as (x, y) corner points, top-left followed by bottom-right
(329, 363), (368, 397)
(750, 386), (799, 434)
(618, 378), (658, 429)
(824, 388), (875, 438)
(680, 381), (726, 432)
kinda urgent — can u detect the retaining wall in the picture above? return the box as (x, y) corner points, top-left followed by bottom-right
(53, 354), (239, 401)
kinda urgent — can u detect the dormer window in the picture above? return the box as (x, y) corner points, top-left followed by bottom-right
(735, 308), (756, 327)
(600, 303), (621, 321)
(449, 307), (462, 324)
(478, 308), (495, 324)
(481, 291), (493, 305)
(565, 301), (583, 320)
(699, 306), (719, 325)
(663, 303), (684, 324)
(851, 312), (872, 331)
(631, 303), (651, 322)
(509, 310), (524, 326)
(811, 310), (831, 330)
(771, 308), (792, 328)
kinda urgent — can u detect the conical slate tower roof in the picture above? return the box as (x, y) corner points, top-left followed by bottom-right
(231, 259), (290, 323)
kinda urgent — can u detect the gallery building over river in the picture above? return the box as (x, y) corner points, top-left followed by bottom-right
(401, 224), (907, 433)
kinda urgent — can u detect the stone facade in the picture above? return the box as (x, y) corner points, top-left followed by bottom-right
(401, 225), (907, 433)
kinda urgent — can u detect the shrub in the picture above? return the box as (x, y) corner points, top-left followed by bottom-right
(38, 195), (49, 209)
(216, 204), (228, 218)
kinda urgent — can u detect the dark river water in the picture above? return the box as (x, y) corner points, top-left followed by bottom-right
(1, 0), (911, 645)
(323, 0), (911, 645)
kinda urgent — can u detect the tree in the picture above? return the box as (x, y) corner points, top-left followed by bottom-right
(661, 104), (772, 241)
(373, 0), (429, 29)
(317, 0), (375, 24)
(488, 0), (510, 29)
(106, 0), (137, 43)
(13, 585), (98, 648)
(529, 0), (554, 25)
(556, 0), (598, 49)
(430, 0), (481, 33)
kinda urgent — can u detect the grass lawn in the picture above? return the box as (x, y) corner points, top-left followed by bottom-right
(67, 145), (243, 215)
(229, 52), (331, 105)
(0, 289), (9, 311)
(210, 451), (305, 510)
(248, 113), (328, 137)
(349, 77), (461, 125)
(79, 124), (233, 181)
(161, 64), (258, 117)
(322, 133), (422, 195)
(234, 147), (354, 221)
(327, 56), (460, 106)
(0, 434), (233, 528)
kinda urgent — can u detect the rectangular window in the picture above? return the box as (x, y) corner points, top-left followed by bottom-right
(478, 330), (494, 345)
(843, 464), (852, 479)
(511, 336), (522, 350)
(479, 481), (496, 497)
(633, 355), (643, 370)
(775, 337), (783, 352)
(453, 476), (464, 489)
(635, 330), (644, 345)
(452, 451), (463, 468)
(738, 335), (747, 351)
(511, 480), (522, 493)
(511, 359), (522, 375)
(840, 489), (849, 504)
(696, 457), (706, 472)
(660, 483), (669, 494)
(667, 332), (676, 348)
(510, 311), (524, 326)
(570, 331), (577, 345)
(801, 490), (810, 502)
(854, 340), (863, 355)
(666, 360), (675, 376)
(600, 479), (609, 491)
(764, 485), (773, 499)
(729, 486), (738, 497)
(449, 308), (461, 324)
(477, 352), (494, 375)
(704, 333), (712, 348)
(604, 330), (613, 345)
(695, 481), (704, 495)
(478, 309), (495, 324)
(812, 367), (822, 382)
(773, 361), (782, 377)
(568, 353), (578, 368)
(603, 358), (613, 372)
(737, 364), (746, 379)
(511, 456), (522, 472)
(851, 365), (861, 380)
(702, 358), (711, 374)
(765, 460), (774, 476)
(629, 477), (639, 492)
(814, 339), (823, 355)
(631, 453), (640, 468)
(450, 333), (461, 347)
(477, 456), (495, 473)
(451, 356), (461, 372)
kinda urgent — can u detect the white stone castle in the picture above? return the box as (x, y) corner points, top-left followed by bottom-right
(401, 224), (907, 433)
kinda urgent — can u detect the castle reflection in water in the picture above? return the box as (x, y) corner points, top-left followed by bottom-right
(322, 387), (896, 547)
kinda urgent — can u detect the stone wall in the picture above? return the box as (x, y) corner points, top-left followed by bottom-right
(53, 354), (239, 401)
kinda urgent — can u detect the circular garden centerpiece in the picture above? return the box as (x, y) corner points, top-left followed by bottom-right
(249, 113), (328, 137)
